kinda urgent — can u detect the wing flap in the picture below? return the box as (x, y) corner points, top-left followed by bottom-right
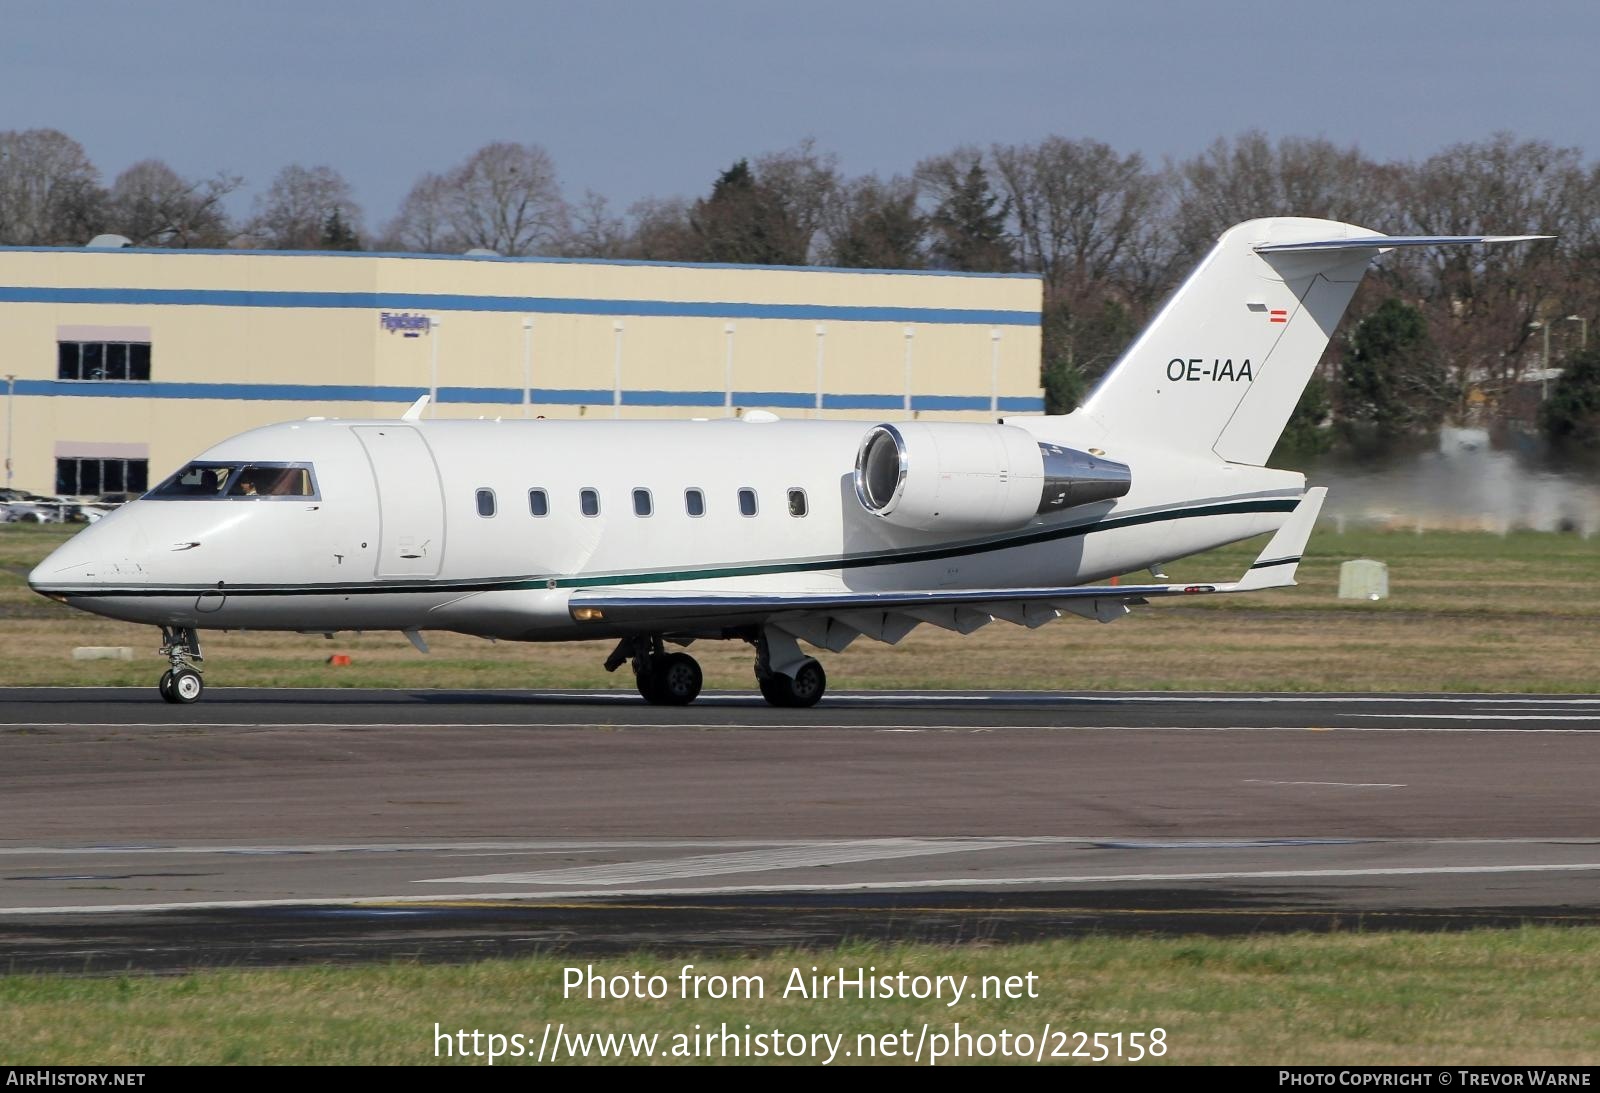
(568, 488), (1327, 634)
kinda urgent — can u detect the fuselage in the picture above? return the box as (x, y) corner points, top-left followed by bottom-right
(28, 412), (1304, 641)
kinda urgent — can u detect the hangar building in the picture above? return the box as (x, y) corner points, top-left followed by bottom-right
(0, 245), (1043, 498)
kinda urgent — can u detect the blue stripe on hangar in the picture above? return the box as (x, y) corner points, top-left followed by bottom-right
(0, 285), (1039, 327)
(11, 378), (1046, 412)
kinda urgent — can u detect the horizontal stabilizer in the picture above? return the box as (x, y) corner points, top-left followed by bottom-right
(1256, 234), (1552, 254)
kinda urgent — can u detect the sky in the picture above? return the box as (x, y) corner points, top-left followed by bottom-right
(4, 0), (1599, 234)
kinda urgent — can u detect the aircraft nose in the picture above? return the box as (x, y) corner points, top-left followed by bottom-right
(27, 508), (150, 594)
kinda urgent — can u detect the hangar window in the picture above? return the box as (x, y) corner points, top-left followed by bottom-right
(632, 488), (653, 517)
(476, 488), (497, 517)
(528, 488), (549, 517)
(787, 488), (808, 517)
(684, 488), (705, 517)
(580, 488), (600, 517)
(58, 341), (151, 382)
(738, 488), (758, 517)
(56, 457), (149, 498)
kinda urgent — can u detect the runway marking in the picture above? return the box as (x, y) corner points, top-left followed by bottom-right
(1243, 780), (1407, 788)
(4, 721), (1600, 734)
(422, 838), (1032, 886)
(1345, 713), (1600, 722)
(9, 861), (1600, 916)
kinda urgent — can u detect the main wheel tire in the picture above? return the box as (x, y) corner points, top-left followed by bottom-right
(652, 652), (703, 706)
(158, 670), (177, 703)
(758, 674), (789, 706)
(635, 664), (663, 703)
(757, 658), (826, 708)
(170, 668), (204, 704)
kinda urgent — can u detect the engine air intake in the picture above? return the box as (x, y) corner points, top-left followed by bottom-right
(853, 423), (1130, 533)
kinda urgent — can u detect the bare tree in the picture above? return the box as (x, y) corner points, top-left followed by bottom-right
(382, 172), (459, 253)
(107, 160), (240, 247)
(245, 164), (364, 250)
(436, 142), (568, 256)
(561, 190), (629, 258)
(0, 128), (105, 245)
(625, 195), (698, 260)
(991, 136), (1158, 295)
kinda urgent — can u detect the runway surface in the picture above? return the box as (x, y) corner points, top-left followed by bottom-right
(2, 687), (1597, 972)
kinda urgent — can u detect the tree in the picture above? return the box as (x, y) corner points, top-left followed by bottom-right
(439, 141), (568, 256)
(1039, 296), (1137, 414)
(990, 137), (1157, 296)
(688, 150), (832, 266)
(107, 160), (239, 247)
(382, 172), (457, 253)
(561, 190), (629, 258)
(0, 128), (105, 245)
(247, 164), (363, 250)
(823, 175), (924, 269)
(1540, 344), (1600, 461)
(319, 208), (361, 251)
(1340, 298), (1450, 444)
(918, 154), (1013, 272)
(1270, 374), (1334, 466)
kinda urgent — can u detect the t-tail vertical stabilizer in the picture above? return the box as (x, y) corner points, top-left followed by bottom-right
(1076, 218), (1549, 466)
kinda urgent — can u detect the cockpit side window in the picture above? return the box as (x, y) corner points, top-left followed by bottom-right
(147, 462), (317, 500)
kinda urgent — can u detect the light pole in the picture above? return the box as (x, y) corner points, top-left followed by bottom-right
(612, 320), (625, 418)
(521, 317), (534, 419)
(1567, 314), (1587, 349)
(989, 328), (1002, 416)
(428, 316), (442, 418)
(4, 374), (14, 490)
(723, 322), (736, 414)
(903, 326), (915, 414)
(814, 325), (826, 417)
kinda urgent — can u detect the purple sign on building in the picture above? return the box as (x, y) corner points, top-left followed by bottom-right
(380, 311), (432, 338)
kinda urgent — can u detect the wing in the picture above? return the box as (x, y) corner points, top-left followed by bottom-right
(567, 489), (1326, 651)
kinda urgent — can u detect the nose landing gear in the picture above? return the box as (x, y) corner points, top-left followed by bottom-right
(157, 626), (204, 704)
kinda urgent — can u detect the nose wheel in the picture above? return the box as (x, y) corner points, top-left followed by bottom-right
(159, 667), (205, 704)
(157, 626), (205, 704)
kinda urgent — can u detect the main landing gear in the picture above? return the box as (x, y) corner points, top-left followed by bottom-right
(751, 629), (826, 709)
(606, 629), (827, 709)
(157, 626), (204, 704)
(604, 636), (703, 706)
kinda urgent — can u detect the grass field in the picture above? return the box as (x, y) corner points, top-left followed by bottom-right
(4, 930), (1598, 1065)
(3, 521), (1597, 692)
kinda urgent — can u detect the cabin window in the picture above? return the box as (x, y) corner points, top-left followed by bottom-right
(528, 488), (549, 517)
(787, 488), (808, 517)
(632, 488), (653, 517)
(580, 488), (600, 517)
(684, 488), (705, 517)
(738, 488), (758, 517)
(476, 488), (497, 517)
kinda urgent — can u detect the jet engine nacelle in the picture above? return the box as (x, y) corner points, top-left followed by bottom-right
(853, 422), (1131, 533)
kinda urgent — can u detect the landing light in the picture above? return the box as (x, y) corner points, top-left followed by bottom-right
(573, 607), (605, 621)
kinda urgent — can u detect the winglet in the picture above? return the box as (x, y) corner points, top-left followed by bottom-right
(401, 395), (430, 422)
(1235, 487), (1327, 591)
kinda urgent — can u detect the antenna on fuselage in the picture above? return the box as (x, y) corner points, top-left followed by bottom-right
(401, 395), (430, 422)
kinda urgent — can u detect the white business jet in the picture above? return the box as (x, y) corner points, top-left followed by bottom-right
(29, 218), (1545, 706)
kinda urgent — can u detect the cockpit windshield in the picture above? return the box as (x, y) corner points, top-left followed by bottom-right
(146, 462), (318, 500)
